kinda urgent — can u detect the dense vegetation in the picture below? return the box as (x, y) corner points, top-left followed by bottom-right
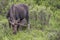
(0, 0), (60, 40)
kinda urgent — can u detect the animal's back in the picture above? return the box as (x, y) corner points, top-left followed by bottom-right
(14, 4), (28, 20)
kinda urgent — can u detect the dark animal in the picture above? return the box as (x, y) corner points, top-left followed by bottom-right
(6, 4), (30, 34)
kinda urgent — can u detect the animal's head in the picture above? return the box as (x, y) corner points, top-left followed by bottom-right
(9, 19), (20, 34)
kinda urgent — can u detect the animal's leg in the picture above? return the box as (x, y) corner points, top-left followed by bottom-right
(8, 17), (12, 28)
(19, 25), (22, 31)
(17, 25), (19, 31)
(26, 14), (30, 30)
(9, 22), (11, 28)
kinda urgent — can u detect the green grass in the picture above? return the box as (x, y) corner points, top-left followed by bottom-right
(0, 16), (60, 40)
(1, 29), (49, 40)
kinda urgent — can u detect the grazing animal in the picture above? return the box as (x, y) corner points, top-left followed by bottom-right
(6, 4), (30, 34)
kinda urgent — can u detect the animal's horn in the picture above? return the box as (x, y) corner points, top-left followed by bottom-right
(17, 19), (20, 22)
(9, 21), (14, 25)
